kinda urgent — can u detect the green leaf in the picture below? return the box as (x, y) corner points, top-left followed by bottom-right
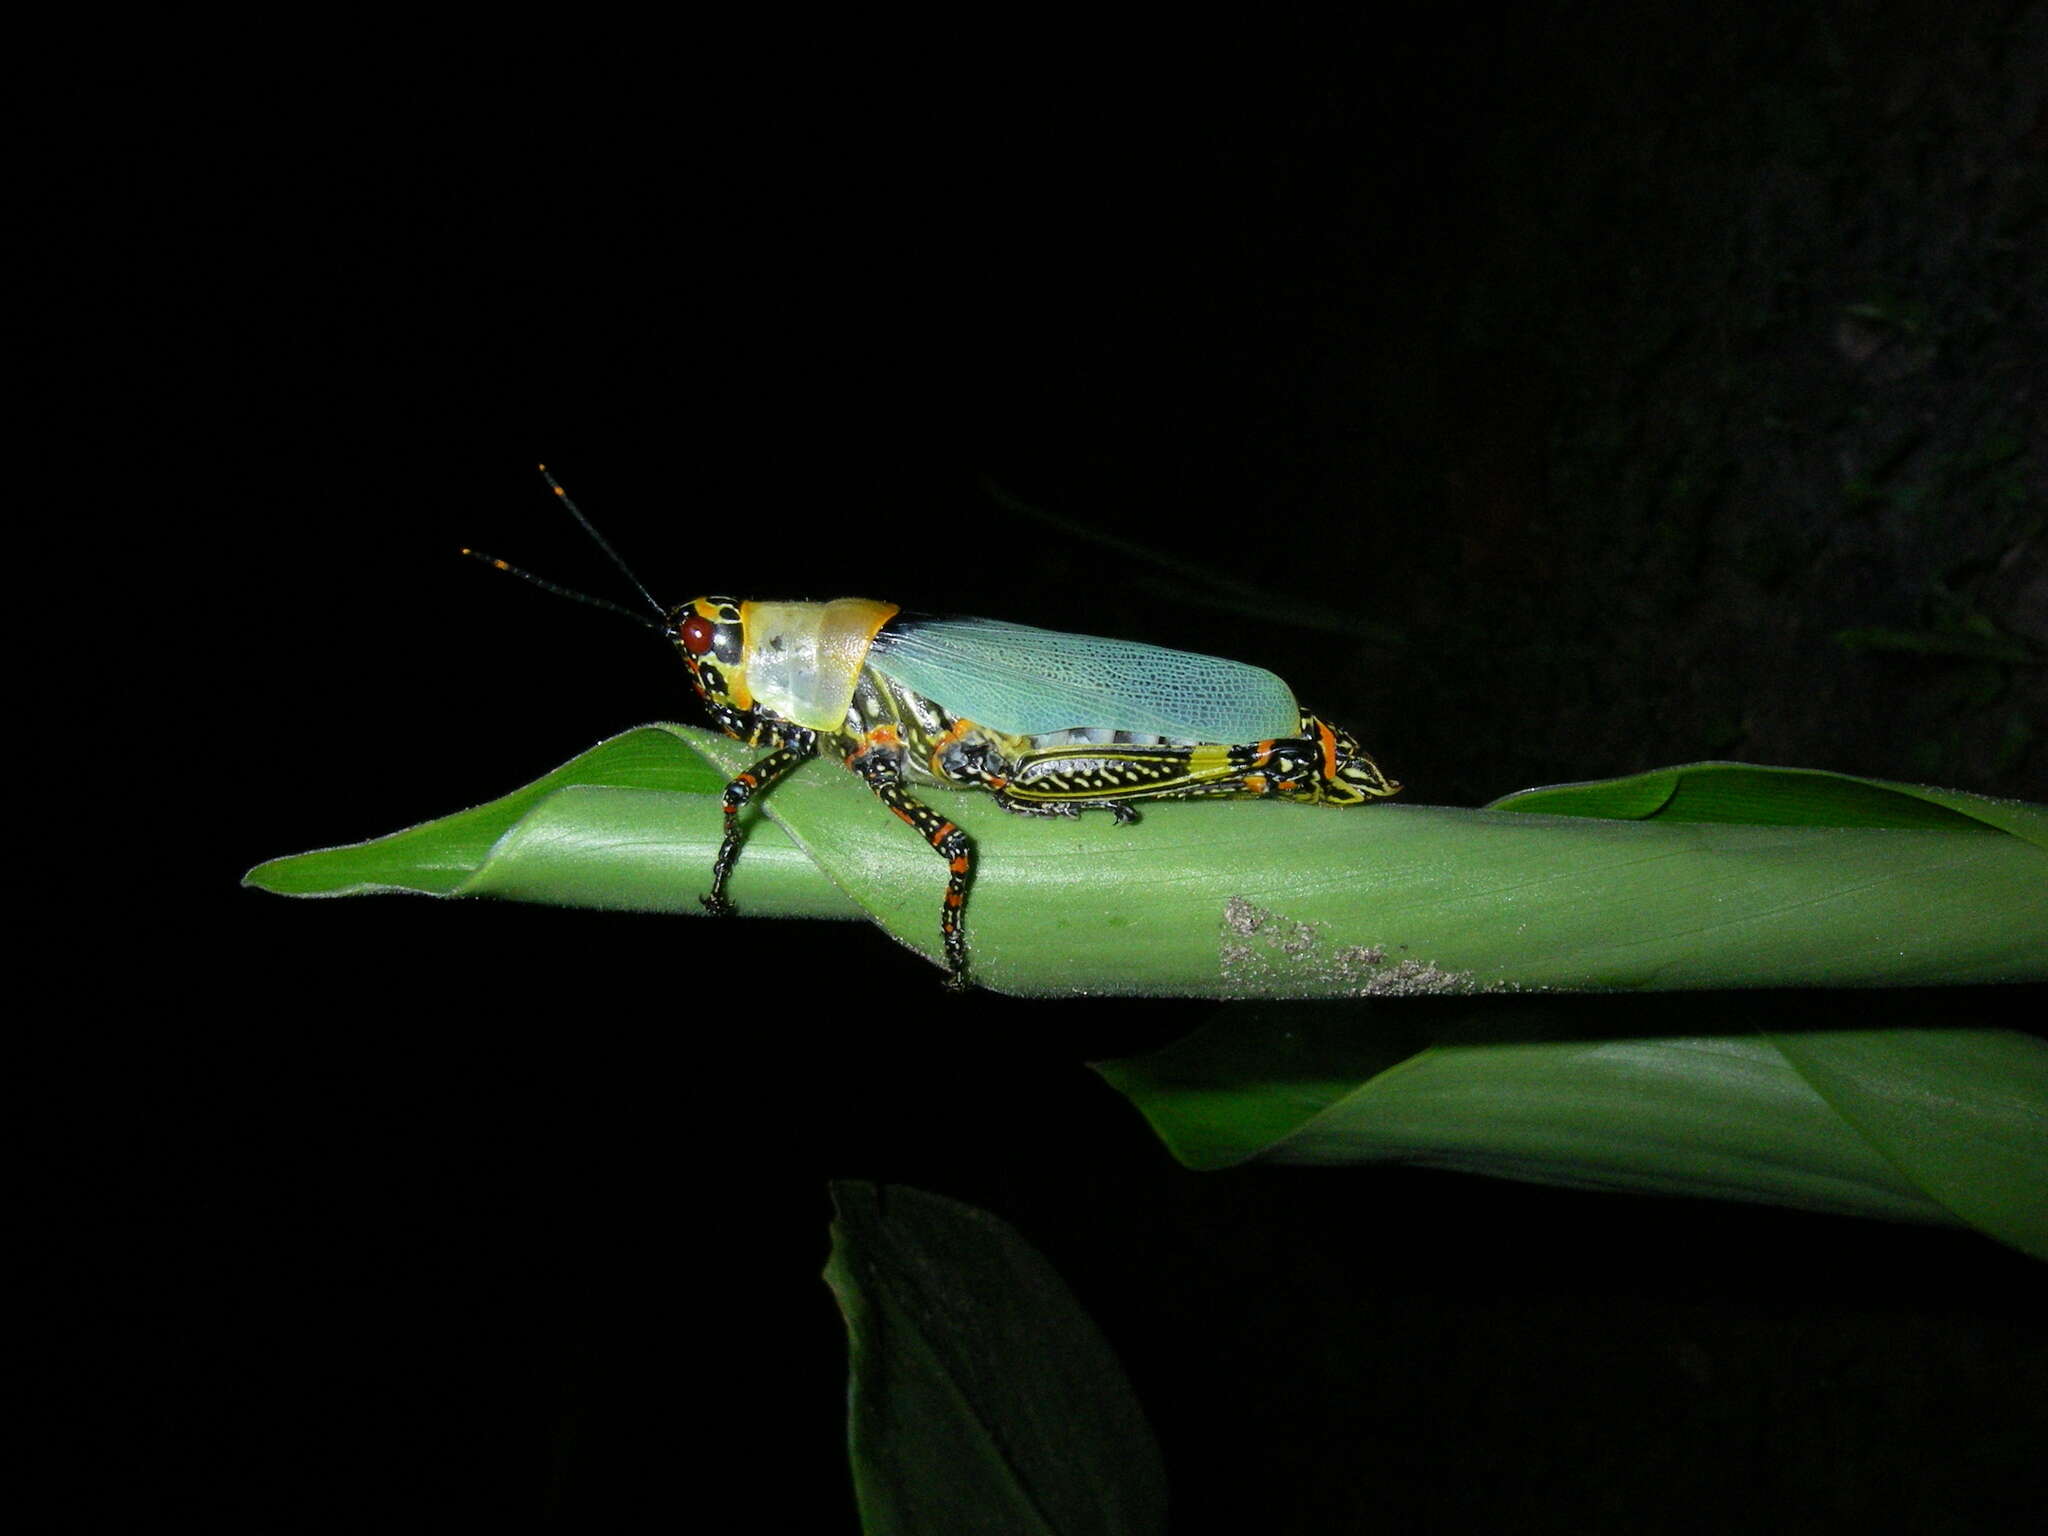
(244, 725), (860, 919)
(1094, 1009), (2048, 1258)
(1765, 1027), (2048, 1258)
(246, 729), (2048, 996)
(824, 1182), (1167, 1536)
(251, 733), (2047, 1249)
(1486, 759), (2048, 845)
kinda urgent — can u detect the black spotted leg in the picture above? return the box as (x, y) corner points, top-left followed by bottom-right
(705, 740), (815, 916)
(846, 731), (974, 989)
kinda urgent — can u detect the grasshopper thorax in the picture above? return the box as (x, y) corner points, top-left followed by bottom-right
(670, 594), (901, 734)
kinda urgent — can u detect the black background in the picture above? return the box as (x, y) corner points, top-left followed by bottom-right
(39, 4), (2048, 1529)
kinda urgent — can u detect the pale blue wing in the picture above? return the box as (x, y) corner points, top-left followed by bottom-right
(867, 617), (1300, 742)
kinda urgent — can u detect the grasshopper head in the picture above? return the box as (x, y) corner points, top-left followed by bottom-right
(670, 595), (750, 713)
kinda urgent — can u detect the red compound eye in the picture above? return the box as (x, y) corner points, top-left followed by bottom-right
(677, 614), (717, 656)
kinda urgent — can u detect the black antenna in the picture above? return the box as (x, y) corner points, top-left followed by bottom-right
(460, 548), (666, 634)
(459, 466), (669, 635)
(538, 463), (665, 620)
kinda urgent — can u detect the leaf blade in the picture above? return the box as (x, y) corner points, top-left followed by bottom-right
(825, 1182), (1167, 1536)
(1095, 1007), (2048, 1254)
(247, 730), (2048, 997)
